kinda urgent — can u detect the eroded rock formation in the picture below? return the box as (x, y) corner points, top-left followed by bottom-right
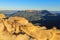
(0, 14), (60, 40)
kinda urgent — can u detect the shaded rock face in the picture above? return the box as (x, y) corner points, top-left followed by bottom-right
(8, 10), (60, 29)
(0, 14), (60, 40)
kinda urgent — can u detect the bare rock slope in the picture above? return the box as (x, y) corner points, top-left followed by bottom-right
(0, 13), (60, 40)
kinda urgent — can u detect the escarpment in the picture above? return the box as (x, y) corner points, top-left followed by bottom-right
(0, 14), (60, 40)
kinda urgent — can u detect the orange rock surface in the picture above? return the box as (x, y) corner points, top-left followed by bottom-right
(0, 14), (60, 40)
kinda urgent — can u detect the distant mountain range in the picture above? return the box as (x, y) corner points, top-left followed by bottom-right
(7, 10), (58, 21)
(0, 10), (60, 21)
(0, 10), (60, 29)
(50, 11), (60, 13)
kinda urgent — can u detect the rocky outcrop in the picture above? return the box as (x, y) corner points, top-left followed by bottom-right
(0, 14), (60, 40)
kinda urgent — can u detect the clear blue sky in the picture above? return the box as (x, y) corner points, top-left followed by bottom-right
(0, 0), (60, 11)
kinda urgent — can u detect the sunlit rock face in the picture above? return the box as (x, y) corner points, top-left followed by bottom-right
(0, 14), (60, 40)
(0, 13), (6, 19)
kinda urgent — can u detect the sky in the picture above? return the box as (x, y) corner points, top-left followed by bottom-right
(0, 0), (60, 11)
